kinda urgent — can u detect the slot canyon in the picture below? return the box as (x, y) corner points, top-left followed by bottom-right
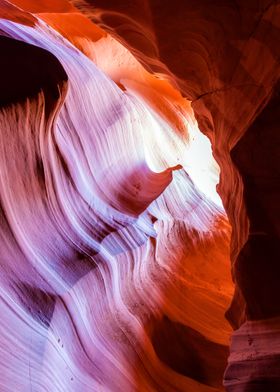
(0, 1), (279, 391)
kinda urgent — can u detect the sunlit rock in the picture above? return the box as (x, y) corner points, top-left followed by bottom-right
(0, 1), (278, 391)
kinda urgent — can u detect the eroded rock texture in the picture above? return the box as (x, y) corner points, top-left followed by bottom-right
(0, 1), (279, 391)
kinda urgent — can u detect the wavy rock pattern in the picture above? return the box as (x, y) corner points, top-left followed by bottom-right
(0, 1), (278, 391)
(70, 0), (280, 390)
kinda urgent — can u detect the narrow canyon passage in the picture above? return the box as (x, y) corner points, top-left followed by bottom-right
(0, 1), (279, 391)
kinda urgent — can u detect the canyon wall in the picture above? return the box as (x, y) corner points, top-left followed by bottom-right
(0, 1), (279, 391)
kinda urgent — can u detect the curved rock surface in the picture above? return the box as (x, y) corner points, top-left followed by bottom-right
(0, 1), (279, 391)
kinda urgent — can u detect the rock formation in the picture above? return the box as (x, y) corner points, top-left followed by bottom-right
(0, 1), (279, 391)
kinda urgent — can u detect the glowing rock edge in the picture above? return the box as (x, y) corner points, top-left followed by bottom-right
(0, 1), (279, 391)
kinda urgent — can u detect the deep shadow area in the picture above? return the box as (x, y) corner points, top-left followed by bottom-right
(0, 35), (68, 109)
(231, 81), (280, 320)
(151, 315), (229, 388)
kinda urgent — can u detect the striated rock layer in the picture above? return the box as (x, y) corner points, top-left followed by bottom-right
(0, 1), (279, 391)
(70, 0), (280, 390)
